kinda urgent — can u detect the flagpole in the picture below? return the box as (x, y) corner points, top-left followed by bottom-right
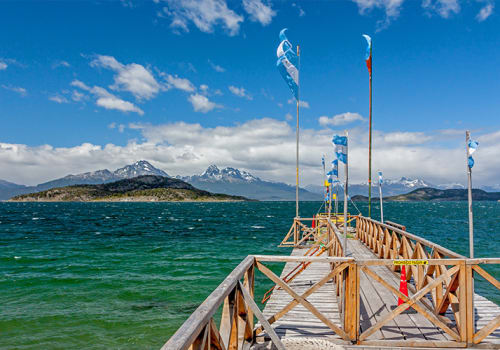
(368, 49), (373, 218)
(295, 45), (300, 218)
(344, 130), (349, 253)
(378, 173), (384, 223)
(466, 131), (476, 335)
(466, 131), (474, 258)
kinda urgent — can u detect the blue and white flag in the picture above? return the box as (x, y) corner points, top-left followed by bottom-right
(332, 159), (338, 177)
(276, 28), (299, 100)
(468, 140), (478, 168)
(378, 171), (383, 185)
(332, 135), (348, 164)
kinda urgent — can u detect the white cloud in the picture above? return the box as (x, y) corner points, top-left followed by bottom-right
(476, 1), (494, 21)
(90, 55), (161, 100)
(351, 0), (404, 30)
(382, 131), (432, 145)
(208, 60), (225, 72)
(109, 123), (126, 133)
(188, 93), (222, 113)
(0, 62), (7, 70)
(228, 85), (252, 100)
(161, 0), (244, 36)
(49, 95), (69, 104)
(72, 90), (85, 102)
(285, 113), (293, 121)
(287, 98), (310, 108)
(165, 74), (195, 92)
(242, 0), (276, 25)
(2, 119), (500, 188)
(422, 0), (460, 18)
(292, 3), (305, 16)
(2, 85), (27, 96)
(52, 60), (70, 69)
(319, 112), (366, 127)
(71, 79), (144, 115)
(200, 84), (209, 91)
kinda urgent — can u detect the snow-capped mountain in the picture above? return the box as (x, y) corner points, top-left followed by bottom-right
(179, 165), (320, 201)
(183, 165), (260, 183)
(0, 160), (169, 200)
(114, 160), (169, 179)
(437, 182), (466, 190)
(307, 177), (435, 197)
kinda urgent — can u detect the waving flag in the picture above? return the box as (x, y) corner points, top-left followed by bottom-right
(468, 140), (479, 168)
(277, 28), (299, 100)
(332, 159), (338, 177)
(332, 135), (348, 164)
(362, 34), (372, 75)
(378, 171), (383, 185)
(322, 155), (325, 168)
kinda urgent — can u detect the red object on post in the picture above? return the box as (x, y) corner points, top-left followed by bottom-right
(312, 215), (315, 229)
(397, 265), (409, 308)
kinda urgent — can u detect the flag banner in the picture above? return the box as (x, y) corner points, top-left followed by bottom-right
(468, 140), (478, 168)
(332, 159), (338, 176)
(322, 156), (325, 167)
(277, 28), (299, 100)
(378, 171), (383, 185)
(362, 34), (372, 75)
(332, 135), (348, 164)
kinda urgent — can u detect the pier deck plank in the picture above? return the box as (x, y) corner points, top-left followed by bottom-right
(257, 239), (500, 348)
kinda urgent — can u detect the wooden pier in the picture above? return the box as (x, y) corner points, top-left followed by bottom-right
(162, 215), (500, 350)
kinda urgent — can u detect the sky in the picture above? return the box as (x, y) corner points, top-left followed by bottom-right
(0, 0), (499, 187)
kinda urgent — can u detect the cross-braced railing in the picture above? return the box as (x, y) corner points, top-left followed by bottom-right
(356, 216), (500, 346)
(162, 217), (500, 349)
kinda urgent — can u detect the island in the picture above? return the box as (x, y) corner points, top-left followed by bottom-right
(351, 187), (500, 202)
(9, 175), (249, 202)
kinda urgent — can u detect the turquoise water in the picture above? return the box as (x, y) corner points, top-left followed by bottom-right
(1, 201), (499, 349)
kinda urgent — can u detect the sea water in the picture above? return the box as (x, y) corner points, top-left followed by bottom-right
(1, 201), (498, 349)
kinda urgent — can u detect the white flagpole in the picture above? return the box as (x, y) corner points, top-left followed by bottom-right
(466, 130), (476, 335)
(466, 131), (474, 258)
(343, 131), (349, 253)
(295, 45), (300, 218)
(379, 172), (384, 223)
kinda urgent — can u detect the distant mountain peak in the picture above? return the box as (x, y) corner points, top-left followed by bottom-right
(114, 160), (169, 179)
(198, 165), (260, 183)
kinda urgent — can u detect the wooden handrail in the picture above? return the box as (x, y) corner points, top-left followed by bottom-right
(357, 216), (466, 259)
(161, 255), (255, 350)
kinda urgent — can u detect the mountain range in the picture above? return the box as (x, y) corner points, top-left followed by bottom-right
(305, 177), (469, 197)
(176, 165), (321, 201)
(351, 187), (500, 202)
(0, 161), (321, 201)
(1, 160), (498, 201)
(9, 175), (247, 202)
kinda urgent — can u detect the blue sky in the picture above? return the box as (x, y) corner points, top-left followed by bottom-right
(0, 0), (499, 186)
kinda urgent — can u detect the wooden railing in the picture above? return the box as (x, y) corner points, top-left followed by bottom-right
(161, 255), (355, 350)
(279, 216), (353, 249)
(356, 216), (500, 346)
(162, 217), (500, 349)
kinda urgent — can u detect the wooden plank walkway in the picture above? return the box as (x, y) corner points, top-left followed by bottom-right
(256, 239), (500, 349)
(258, 247), (342, 340)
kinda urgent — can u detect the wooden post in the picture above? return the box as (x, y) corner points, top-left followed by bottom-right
(344, 131), (349, 254)
(343, 262), (359, 341)
(293, 218), (300, 245)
